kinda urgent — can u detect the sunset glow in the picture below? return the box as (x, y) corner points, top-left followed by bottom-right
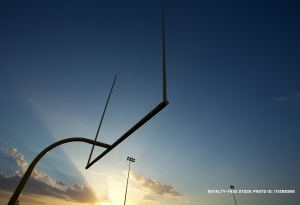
(1, 1), (299, 205)
(101, 203), (112, 205)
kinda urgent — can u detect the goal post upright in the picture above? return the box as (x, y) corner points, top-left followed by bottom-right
(85, 10), (169, 169)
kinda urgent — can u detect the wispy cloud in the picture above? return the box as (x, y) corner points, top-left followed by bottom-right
(2, 147), (28, 173)
(1, 147), (101, 204)
(275, 92), (300, 102)
(126, 171), (182, 197)
(56, 180), (65, 186)
(142, 194), (158, 201)
(2, 147), (17, 156)
(90, 171), (104, 175)
(65, 184), (99, 203)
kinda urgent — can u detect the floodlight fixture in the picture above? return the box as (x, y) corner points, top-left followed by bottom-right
(85, 10), (169, 169)
(127, 157), (135, 162)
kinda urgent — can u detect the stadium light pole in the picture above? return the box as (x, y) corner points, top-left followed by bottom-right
(230, 185), (238, 205)
(124, 157), (135, 205)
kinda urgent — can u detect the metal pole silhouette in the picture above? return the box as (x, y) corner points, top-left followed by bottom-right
(124, 157), (135, 205)
(7, 138), (111, 205)
(230, 185), (238, 205)
(87, 76), (117, 166)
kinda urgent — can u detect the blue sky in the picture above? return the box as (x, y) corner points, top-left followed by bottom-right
(0, 0), (299, 205)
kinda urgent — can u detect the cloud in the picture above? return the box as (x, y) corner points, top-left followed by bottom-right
(2, 147), (17, 156)
(129, 183), (142, 190)
(275, 97), (287, 101)
(56, 180), (65, 186)
(0, 190), (46, 204)
(142, 195), (158, 201)
(0, 173), (99, 203)
(14, 153), (28, 171)
(275, 92), (300, 102)
(65, 184), (99, 203)
(90, 171), (104, 175)
(31, 169), (54, 186)
(2, 147), (53, 186)
(1, 147), (101, 204)
(0, 190), (10, 199)
(2, 147), (28, 173)
(128, 171), (182, 197)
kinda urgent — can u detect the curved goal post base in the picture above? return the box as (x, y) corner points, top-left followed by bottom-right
(7, 138), (111, 205)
